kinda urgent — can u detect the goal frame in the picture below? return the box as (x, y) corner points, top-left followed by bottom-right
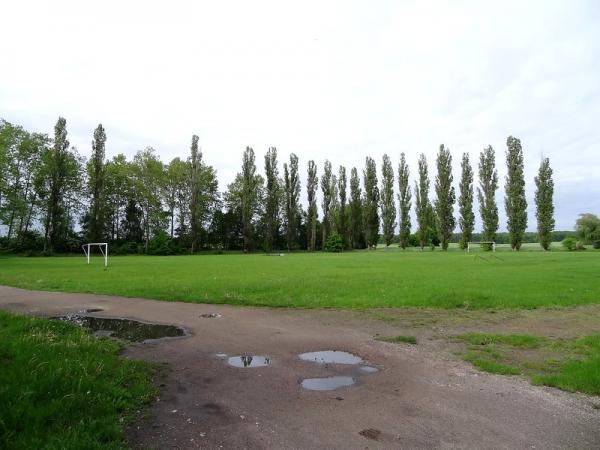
(467, 241), (496, 253)
(82, 242), (108, 267)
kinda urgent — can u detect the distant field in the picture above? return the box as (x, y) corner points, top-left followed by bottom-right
(1, 248), (599, 309)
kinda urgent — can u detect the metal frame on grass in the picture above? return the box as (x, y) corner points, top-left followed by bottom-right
(82, 242), (108, 267)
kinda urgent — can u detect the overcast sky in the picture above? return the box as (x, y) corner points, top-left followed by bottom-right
(1, 0), (599, 231)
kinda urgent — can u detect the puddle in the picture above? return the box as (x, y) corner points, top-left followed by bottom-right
(55, 314), (186, 342)
(200, 313), (222, 319)
(227, 355), (271, 368)
(215, 353), (228, 358)
(359, 366), (379, 374)
(299, 350), (363, 365)
(301, 376), (356, 391)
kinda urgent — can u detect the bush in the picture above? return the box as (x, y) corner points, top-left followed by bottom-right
(147, 231), (172, 255)
(324, 234), (344, 253)
(562, 237), (576, 251)
(576, 241), (587, 251)
(593, 240), (600, 250)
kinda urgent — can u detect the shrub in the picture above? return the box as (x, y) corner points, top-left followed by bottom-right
(562, 237), (576, 251)
(324, 234), (344, 252)
(147, 231), (172, 255)
(576, 241), (587, 251)
(593, 240), (600, 250)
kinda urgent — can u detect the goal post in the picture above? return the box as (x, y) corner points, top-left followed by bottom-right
(467, 241), (496, 252)
(82, 243), (108, 267)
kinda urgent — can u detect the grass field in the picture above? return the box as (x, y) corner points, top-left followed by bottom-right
(0, 310), (157, 449)
(1, 249), (599, 309)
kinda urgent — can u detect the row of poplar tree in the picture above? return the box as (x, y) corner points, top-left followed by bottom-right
(0, 117), (555, 254)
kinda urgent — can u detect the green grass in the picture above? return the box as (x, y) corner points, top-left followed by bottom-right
(0, 310), (157, 449)
(375, 335), (417, 344)
(455, 332), (600, 395)
(463, 353), (521, 375)
(458, 333), (542, 348)
(1, 250), (599, 309)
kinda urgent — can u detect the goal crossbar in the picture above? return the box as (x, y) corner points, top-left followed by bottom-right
(82, 243), (108, 267)
(467, 241), (496, 252)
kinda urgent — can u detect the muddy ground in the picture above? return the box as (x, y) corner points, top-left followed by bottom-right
(1, 285), (599, 449)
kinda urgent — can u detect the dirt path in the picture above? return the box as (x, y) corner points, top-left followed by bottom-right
(1, 285), (599, 449)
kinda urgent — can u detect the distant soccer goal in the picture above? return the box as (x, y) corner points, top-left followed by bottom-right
(467, 241), (496, 252)
(82, 243), (108, 267)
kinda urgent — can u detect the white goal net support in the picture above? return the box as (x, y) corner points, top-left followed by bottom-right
(82, 243), (108, 267)
(467, 241), (496, 252)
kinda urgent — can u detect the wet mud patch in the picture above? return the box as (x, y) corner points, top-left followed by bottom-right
(359, 428), (382, 441)
(55, 314), (186, 342)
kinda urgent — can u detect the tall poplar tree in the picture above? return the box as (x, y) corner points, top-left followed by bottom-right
(534, 157), (554, 250)
(363, 156), (379, 249)
(349, 167), (363, 249)
(41, 117), (82, 252)
(263, 147), (280, 252)
(397, 152), (411, 249)
(380, 154), (396, 247)
(283, 153), (300, 251)
(240, 146), (260, 252)
(320, 160), (333, 246)
(87, 124), (106, 242)
(458, 153), (475, 249)
(306, 160), (318, 251)
(337, 166), (347, 247)
(415, 153), (430, 250)
(477, 145), (499, 244)
(189, 135), (202, 253)
(505, 136), (527, 250)
(434, 145), (455, 250)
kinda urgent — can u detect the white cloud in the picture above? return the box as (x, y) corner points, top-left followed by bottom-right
(1, 0), (599, 231)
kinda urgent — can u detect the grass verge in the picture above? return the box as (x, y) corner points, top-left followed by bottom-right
(0, 310), (157, 449)
(454, 332), (600, 395)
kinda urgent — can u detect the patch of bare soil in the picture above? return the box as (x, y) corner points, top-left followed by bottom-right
(1, 286), (599, 449)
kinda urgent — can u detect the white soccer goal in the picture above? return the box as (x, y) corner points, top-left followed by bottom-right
(467, 241), (496, 252)
(82, 243), (108, 267)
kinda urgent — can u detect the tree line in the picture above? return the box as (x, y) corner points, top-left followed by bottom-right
(0, 117), (556, 254)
